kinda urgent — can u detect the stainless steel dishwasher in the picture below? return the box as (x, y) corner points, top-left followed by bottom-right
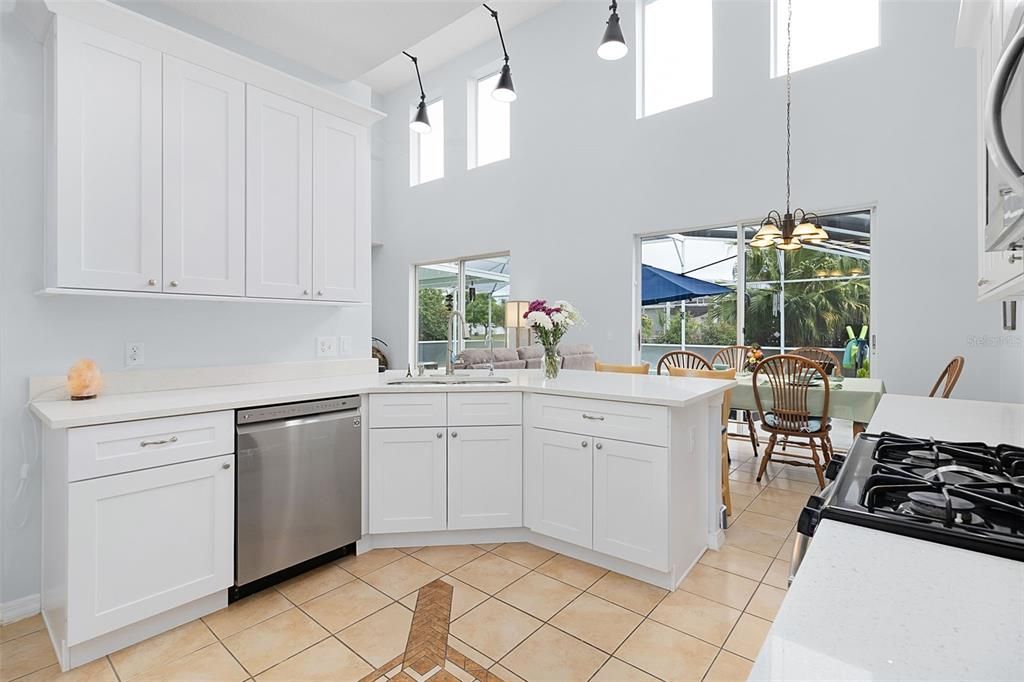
(235, 397), (361, 596)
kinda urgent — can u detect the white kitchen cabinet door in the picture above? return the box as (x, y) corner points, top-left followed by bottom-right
(53, 18), (162, 292)
(66, 455), (234, 645)
(525, 428), (593, 548)
(592, 438), (668, 570)
(163, 56), (245, 296)
(448, 426), (522, 530)
(312, 110), (370, 302)
(246, 86), (313, 299)
(369, 427), (447, 533)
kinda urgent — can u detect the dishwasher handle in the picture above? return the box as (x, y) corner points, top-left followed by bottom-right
(236, 409), (361, 436)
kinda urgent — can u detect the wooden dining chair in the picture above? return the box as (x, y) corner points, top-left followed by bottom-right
(656, 350), (710, 375)
(928, 356), (965, 399)
(752, 354), (833, 489)
(668, 366), (737, 516)
(711, 345), (760, 457)
(791, 347), (842, 376)
(594, 361), (651, 374)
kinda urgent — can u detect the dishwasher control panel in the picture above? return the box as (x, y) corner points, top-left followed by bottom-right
(237, 396), (361, 424)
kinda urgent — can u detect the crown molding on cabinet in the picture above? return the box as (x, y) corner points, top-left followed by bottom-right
(43, 0), (386, 127)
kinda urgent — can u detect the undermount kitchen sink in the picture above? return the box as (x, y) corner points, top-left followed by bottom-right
(386, 376), (513, 386)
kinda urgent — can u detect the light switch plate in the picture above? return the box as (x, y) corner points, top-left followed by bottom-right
(317, 336), (338, 357)
(339, 336), (352, 356)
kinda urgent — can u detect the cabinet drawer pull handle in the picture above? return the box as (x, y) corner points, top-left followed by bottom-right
(140, 436), (178, 447)
(222, 462), (231, 470)
(595, 442), (603, 450)
(582, 414), (605, 421)
(581, 440), (588, 448)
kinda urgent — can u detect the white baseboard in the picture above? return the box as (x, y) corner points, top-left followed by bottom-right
(1, 594), (41, 625)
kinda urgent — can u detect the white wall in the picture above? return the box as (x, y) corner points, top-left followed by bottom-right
(0, 10), (371, 610)
(371, 0), (1024, 403)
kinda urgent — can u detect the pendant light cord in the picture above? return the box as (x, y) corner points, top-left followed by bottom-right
(403, 51), (427, 102)
(483, 4), (510, 65)
(785, 0), (792, 214)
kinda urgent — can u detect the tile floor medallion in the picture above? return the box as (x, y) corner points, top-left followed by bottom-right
(1, 436), (823, 681)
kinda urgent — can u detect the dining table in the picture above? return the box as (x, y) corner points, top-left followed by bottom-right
(728, 374), (886, 436)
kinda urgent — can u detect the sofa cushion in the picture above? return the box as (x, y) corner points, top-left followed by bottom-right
(468, 359), (527, 370)
(561, 353), (596, 370)
(558, 343), (594, 357)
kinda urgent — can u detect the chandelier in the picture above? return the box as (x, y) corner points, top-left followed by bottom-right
(751, 0), (828, 251)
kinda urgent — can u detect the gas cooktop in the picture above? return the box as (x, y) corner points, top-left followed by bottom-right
(799, 432), (1024, 561)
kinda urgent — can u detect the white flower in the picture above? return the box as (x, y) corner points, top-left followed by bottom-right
(526, 310), (553, 330)
(550, 311), (566, 325)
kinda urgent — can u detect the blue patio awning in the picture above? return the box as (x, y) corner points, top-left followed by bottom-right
(641, 264), (732, 305)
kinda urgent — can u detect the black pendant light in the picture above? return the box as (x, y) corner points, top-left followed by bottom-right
(598, 0), (627, 61)
(403, 51), (431, 134)
(751, 0), (828, 251)
(483, 4), (517, 102)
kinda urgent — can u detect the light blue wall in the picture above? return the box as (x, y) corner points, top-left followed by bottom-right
(370, 0), (1024, 404)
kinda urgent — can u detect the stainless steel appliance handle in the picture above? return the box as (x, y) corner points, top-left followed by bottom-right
(236, 409), (359, 436)
(986, 20), (1024, 194)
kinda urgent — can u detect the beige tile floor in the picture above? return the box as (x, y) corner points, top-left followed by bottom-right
(1, 438), (817, 682)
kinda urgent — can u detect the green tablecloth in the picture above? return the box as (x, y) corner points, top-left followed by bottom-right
(730, 376), (886, 425)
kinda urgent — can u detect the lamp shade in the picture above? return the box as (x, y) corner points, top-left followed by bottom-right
(505, 300), (530, 327)
(493, 63), (517, 102)
(598, 12), (627, 60)
(410, 100), (431, 134)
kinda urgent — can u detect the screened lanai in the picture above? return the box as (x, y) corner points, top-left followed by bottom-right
(639, 210), (871, 374)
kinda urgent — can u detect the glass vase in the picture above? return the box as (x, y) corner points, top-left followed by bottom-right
(543, 345), (560, 379)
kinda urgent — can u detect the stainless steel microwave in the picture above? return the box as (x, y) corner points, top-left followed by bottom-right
(986, 10), (1024, 251)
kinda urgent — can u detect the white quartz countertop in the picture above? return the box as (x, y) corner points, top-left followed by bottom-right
(867, 393), (1024, 445)
(749, 520), (1024, 681)
(751, 393), (1024, 680)
(29, 369), (734, 429)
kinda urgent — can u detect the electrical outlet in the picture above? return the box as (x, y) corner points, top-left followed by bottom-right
(338, 336), (352, 356)
(126, 342), (144, 367)
(317, 336), (338, 358)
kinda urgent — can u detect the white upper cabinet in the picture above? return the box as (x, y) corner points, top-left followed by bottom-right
(51, 18), (162, 292)
(246, 86), (314, 299)
(46, 13), (377, 304)
(163, 56), (245, 296)
(313, 110), (371, 302)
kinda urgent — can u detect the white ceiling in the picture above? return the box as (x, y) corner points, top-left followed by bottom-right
(116, 0), (560, 93)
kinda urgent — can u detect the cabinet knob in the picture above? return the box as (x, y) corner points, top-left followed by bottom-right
(169, 280), (179, 288)
(222, 462), (231, 470)
(303, 289), (310, 296)
(451, 431), (458, 438)
(595, 442), (603, 450)
(581, 440), (588, 448)
(317, 290), (324, 296)
(147, 278), (157, 287)
(978, 278), (991, 287)
(1011, 253), (1023, 264)
(436, 432), (443, 439)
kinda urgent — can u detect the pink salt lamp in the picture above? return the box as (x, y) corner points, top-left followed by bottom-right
(67, 359), (102, 401)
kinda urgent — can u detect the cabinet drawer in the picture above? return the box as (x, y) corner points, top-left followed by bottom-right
(526, 394), (668, 447)
(369, 393), (446, 428)
(447, 392), (522, 426)
(67, 411), (234, 481)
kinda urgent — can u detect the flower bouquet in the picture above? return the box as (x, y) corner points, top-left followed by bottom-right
(745, 343), (764, 373)
(523, 299), (581, 379)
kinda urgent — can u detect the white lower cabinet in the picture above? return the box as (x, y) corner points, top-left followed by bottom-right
(593, 438), (668, 570)
(368, 427), (448, 533)
(448, 426), (522, 530)
(525, 428), (593, 548)
(66, 454), (234, 644)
